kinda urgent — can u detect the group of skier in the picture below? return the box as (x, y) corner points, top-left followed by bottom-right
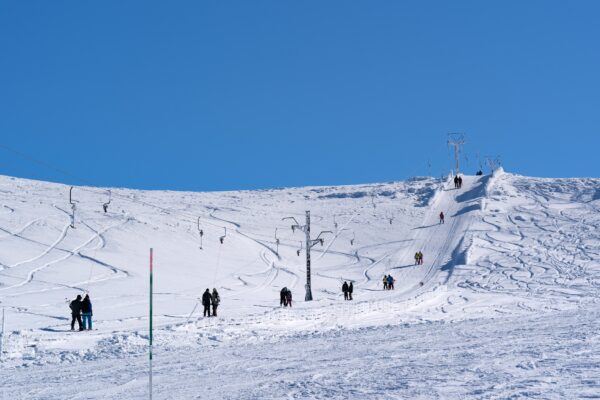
(69, 294), (93, 331)
(280, 287), (293, 307)
(453, 175), (463, 189)
(414, 251), (424, 265)
(382, 274), (395, 290)
(202, 288), (221, 317)
(342, 281), (354, 300)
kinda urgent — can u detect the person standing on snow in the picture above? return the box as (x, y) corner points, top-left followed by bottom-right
(69, 294), (83, 331)
(458, 176), (463, 189)
(439, 211), (445, 224)
(348, 282), (354, 300)
(454, 175), (459, 189)
(383, 275), (388, 290)
(342, 281), (349, 300)
(81, 294), (93, 330)
(415, 252), (420, 265)
(387, 275), (395, 290)
(211, 288), (220, 317)
(418, 251), (424, 265)
(280, 287), (289, 307)
(202, 288), (212, 317)
(285, 289), (292, 307)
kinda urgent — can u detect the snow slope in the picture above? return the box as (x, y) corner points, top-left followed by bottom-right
(1, 171), (599, 399)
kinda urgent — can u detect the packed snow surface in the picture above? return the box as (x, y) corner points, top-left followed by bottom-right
(0, 170), (599, 399)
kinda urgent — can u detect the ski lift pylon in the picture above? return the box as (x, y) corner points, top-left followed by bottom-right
(69, 186), (76, 229)
(103, 190), (111, 213)
(197, 217), (204, 249)
(219, 227), (227, 244)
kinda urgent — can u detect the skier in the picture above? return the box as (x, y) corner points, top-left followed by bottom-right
(342, 281), (349, 300)
(439, 211), (445, 224)
(280, 287), (289, 307)
(202, 288), (212, 317)
(387, 275), (395, 290)
(81, 294), (93, 330)
(69, 294), (83, 331)
(458, 176), (463, 189)
(348, 281), (354, 300)
(211, 288), (220, 317)
(476, 170), (483, 176)
(285, 289), (292, 307)
(383, 275), (388, 290)
(414, 252), (420, 265)
(454, 175), (459, 189)
(418, 251), (424, 265)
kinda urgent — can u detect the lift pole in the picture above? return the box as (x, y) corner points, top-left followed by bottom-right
(447, 133), (466, 175)
(283, 212), (332, 301)
(304, 211), (312, 301)
(0, 307), (5, 361)
(149, 248), (153, 400)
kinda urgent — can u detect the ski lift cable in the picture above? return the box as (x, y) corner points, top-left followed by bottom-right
(1, 142), (376, 258)
(0, 142), (315, 264)
(315, 195), (370, 260)
(212, 243), (223, 286)
(0, 142), (225, 230)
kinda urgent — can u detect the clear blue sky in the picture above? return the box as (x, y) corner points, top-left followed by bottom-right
(1, 1), (599, 191)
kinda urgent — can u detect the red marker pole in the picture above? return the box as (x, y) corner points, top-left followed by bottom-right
(149, 248), (153, 400)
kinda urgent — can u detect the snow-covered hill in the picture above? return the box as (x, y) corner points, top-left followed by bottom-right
(1, 170), (599, 399)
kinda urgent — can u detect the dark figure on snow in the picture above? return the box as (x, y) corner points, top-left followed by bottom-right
(476, 170), (483, 176)
(414, 252), (420, 265)
(417, 251), (424, 265)
(280, 287), (289, 307)
(439, 211), (445, 224)
(81, 294), (93, 330)
(383, 275), (388, 290)
(202, 288), (212, 317)
(348, 282), (353, 300)
(211, 288), (220, 317)
(387, 275), (395, 290)
(70, 294), (83, 331)
(342, 281), (349, 300)
(454, 175), (459, 189)
(285, 289), (292, 307)
(458, 176), (463, 189)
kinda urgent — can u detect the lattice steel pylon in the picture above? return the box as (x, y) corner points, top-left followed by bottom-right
(447, 133), (466, 175)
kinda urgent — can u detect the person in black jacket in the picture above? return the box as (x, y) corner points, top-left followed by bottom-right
(70, 295), (83, 331)
(280, 287), (289, 307)
(202, 288), (212, 317)
(81, 294), (93, 330)
(348, 282), (354, 300)
(342, 281), (349, 300)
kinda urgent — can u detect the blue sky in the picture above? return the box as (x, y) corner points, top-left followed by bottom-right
(1, 1), (599, 191)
